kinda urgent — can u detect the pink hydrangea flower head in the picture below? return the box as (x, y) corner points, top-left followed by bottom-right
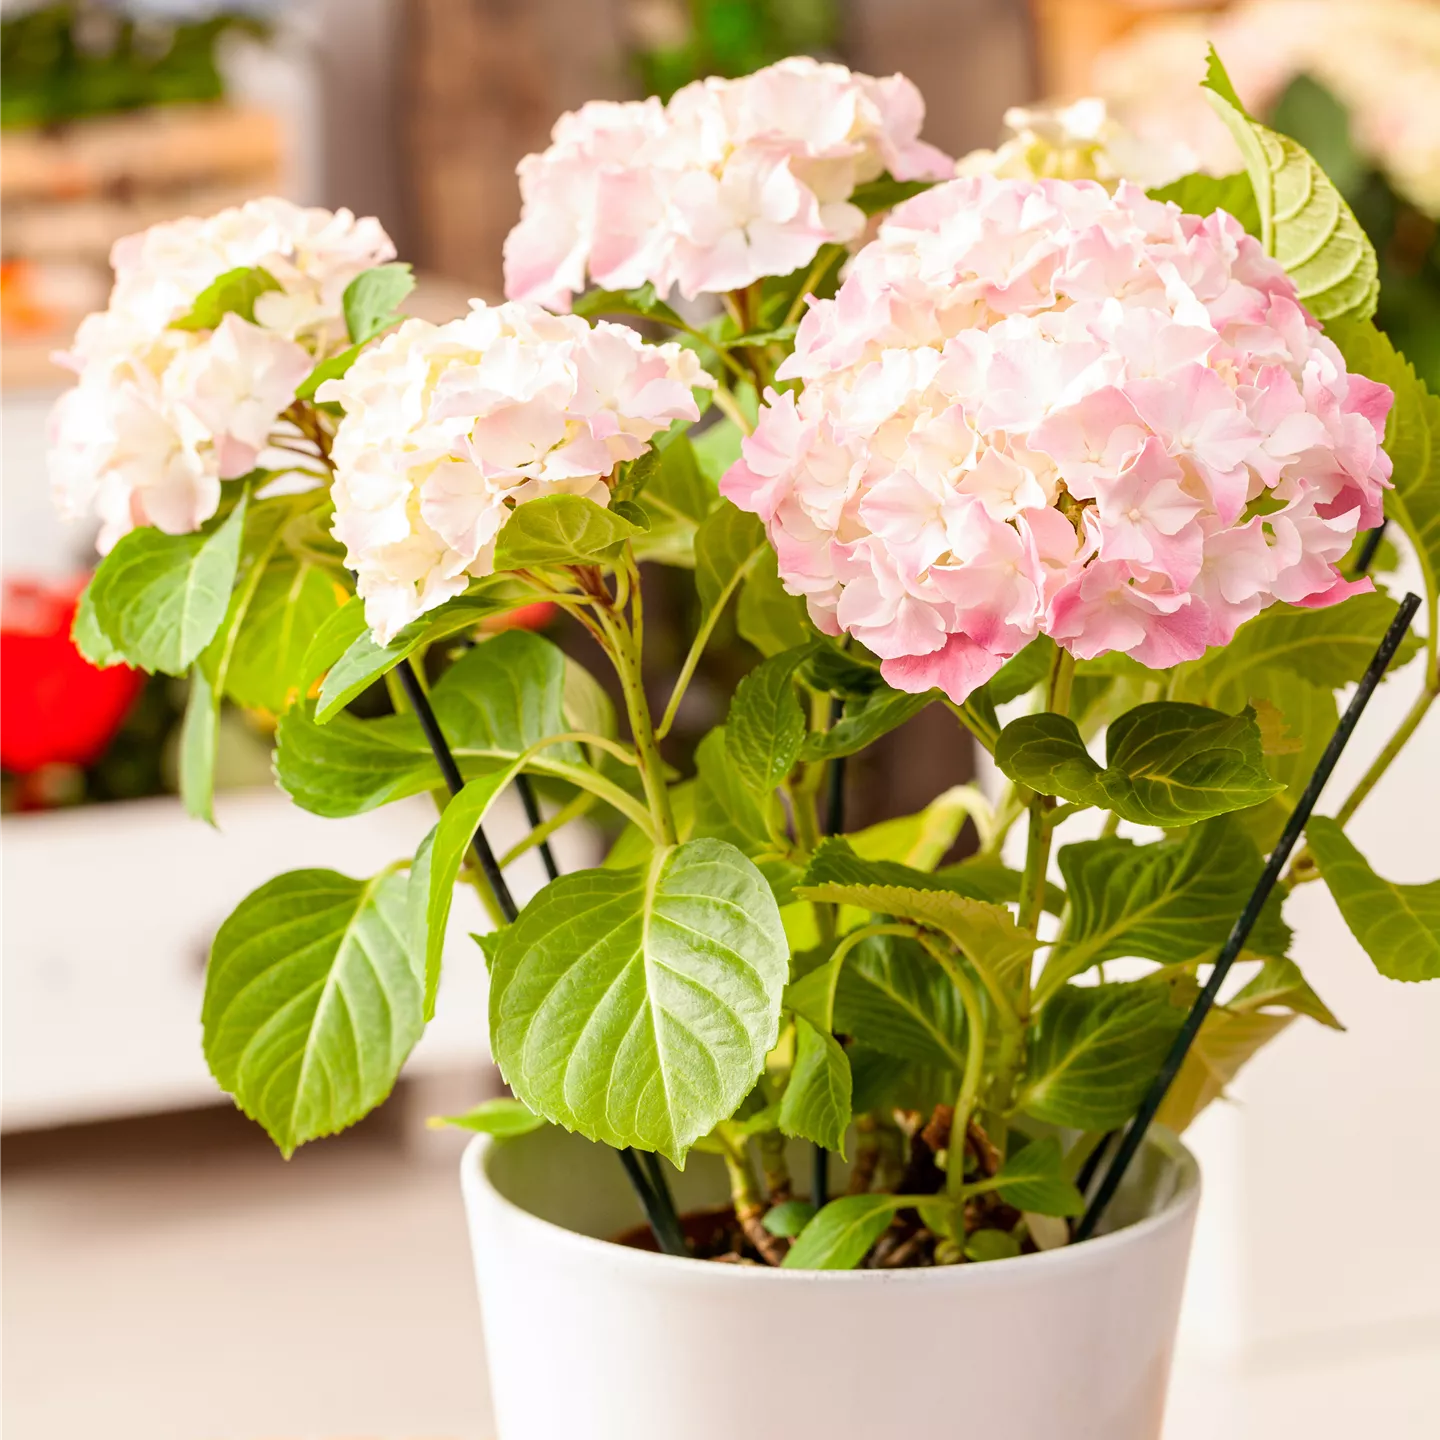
(722, 175), (1393, 702)
(320, 300), (712, 643)
(503, 57), (953, 309)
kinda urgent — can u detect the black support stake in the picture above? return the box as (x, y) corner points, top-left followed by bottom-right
(395, 658), (688, 1256)
(1075, 593), (1421, 1242)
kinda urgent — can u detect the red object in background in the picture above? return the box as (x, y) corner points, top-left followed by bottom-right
(1, 576), (145, 774)
(484, 601), (557, 633)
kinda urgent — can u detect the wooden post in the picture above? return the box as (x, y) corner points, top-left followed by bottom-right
(400, 0), (631, 299)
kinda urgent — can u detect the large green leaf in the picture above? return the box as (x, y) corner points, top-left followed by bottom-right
(692, 727), (773, 854)
(1021, 979), (1189, 1131)
(89, 495), (248, 675)
(71, 581), (126, 668)
(492, 494), (644, 570)
(725, 646), (809, 794)
(488, 838), (788, 1164)
(202, 868), (420, 1156)
(343, 262), (414, 343)
(833, 931), (968, 1070)
(783, 1194), (904, 1270)
(315, 591), (512, 722)
(1155, 1007), (1293, 1133)
(1327, 318), (1440, 645)
(1147, 170), (1261, 236)
(1044, 818), (1291, 991)
(996, 702), (1282, 826)
(276, 630), (581, 817)
(179, 665), (220, 825)
(777, 1015), (851, 1154)
(1308, 817), (1440, 982)
(409, 757), (524, 1016)
(1202, 46), (1377, 321)
(171, 265), (280, 331)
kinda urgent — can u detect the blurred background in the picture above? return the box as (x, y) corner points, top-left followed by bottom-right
(2, 2), (1437, 1436)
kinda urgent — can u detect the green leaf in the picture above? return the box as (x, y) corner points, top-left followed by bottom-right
(783, 1194), (902, 1270)
(723, 324), (799, 349)
(179, 665), (220, 825)
(432, 1097), (546, 1137)
(833, 930), (968, 1070)
(489, 838), (789, 1164)
(726, 646), (809, 793)
(1307, 817), (1440, 982)
(1175, 593), (1420, 707)
(89, 494), (248, 675)
(692, 727), (773, 854)
(737, 548), (812, 657)
(983, 636), (1057, 707)
(630, 435), (716, 567)
(222, 557), (344, 712)
(203, 868), (421, 1156)
(805, 835), (1003, 907)
(301, 596), (369, 691)
(492, 494), (644, 570)
(965, 1229), (1022, 1263)
(692, 417), (747, 488)
(800, 686), (931, 762)
(1270, 73), (1366, 199)
(996, 702), (1282, 826)
(778, 1014), (851, 1154)
(297, 341), (366, 401)
(989, 1137), (1083, 1217)
(1326, 318), (1440, 635)
(1231, 956), (1342, 1029)
(1021, 979), (1189, 1131)
(849, 176), (936, 215)
(411, 758), (524, 1017)
(572, 282), (685, 330)
(694, 499), (766, 621)
(1045, 818), (1291, 990)
(1155, 1007), (1294, 1133)
(171, 265), (280, 331)
(798, 873), (1038, 1002)
(71, 581), (125, 668)
(343, 262), (415, 343)
(1202, 46), (1377, 321)
(315, 591), (510, 722)
(762, 1198), (816, 1238)
(1148, 170), (1261, 236)
(276, 630), (580, 817)
(848, 785), (990, 870)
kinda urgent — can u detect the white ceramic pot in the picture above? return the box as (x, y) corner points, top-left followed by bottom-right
(462, 1126), (1200, 1440)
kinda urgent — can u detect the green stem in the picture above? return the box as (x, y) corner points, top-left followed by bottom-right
(1333, 683), (1436, 828)
(915, 933), (988, 1199)
(496, 789), (596, 869)
(655, 551), (762, 739)
(601, 592), (677, 846)
(1017, 650), (1075, 944)
(711, 383), (754, 436)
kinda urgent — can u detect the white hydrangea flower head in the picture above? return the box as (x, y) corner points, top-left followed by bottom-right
(49, 199), (395, 551)
(320, 300), (712, 643)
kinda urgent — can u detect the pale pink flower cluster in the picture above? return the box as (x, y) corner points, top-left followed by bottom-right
(321, 301), (711, 643)
(49, 199), (395, 551)
(504, 57), (952, 310)
(722, 176), (1392, 702)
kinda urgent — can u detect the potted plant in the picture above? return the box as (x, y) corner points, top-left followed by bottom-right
(50, 52), (1438, 1440)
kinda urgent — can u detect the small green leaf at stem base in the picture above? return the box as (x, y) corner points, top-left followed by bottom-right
(762, 1198), (817, 1238)
(430, 1098), (545, 1138)
(170, 266), (281, 331)
(783, 1194), (904, 1270)
(343, 262), (415, 343)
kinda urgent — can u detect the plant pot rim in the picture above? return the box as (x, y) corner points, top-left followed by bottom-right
(461, 1128), (1201, 1284)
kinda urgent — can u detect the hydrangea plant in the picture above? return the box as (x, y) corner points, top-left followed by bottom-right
(55, 54), (1439, 1269)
